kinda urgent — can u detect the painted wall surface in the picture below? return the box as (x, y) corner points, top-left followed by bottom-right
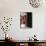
(0, 0), (46, 40)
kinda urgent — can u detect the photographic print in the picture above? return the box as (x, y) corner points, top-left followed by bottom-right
(20, 12), (32, 28)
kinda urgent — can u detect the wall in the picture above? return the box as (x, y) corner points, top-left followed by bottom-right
(0, 0), (46, 40)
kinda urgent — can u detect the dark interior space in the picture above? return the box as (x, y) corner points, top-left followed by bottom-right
(27, 12), (32, 28)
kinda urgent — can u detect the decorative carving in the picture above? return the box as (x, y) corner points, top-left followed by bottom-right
(29, 0), (43, 8)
